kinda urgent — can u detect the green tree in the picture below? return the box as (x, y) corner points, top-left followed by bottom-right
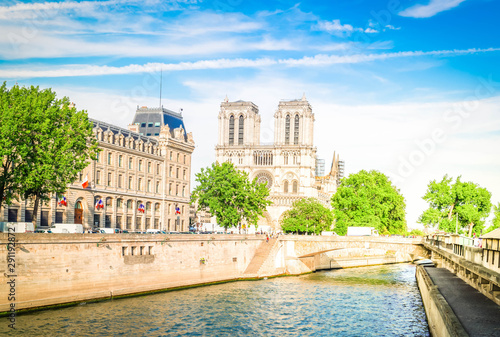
(331, 170), (406, 236)
(191, 162), (272, 229)
(408, 229), (426, 237)
(280, 197), (334, 235)
(0, 82), (28, 207)
(485, 202), (500, 234)
(0, 83), (99, 226)
(419, 175), (491, 236)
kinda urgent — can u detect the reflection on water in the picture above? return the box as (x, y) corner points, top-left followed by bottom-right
(1, 264), (429, 336)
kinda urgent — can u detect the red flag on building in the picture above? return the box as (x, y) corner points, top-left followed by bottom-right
(82, 174), (89, 189)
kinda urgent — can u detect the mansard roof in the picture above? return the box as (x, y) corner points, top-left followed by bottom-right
(90, 118), (159, 145)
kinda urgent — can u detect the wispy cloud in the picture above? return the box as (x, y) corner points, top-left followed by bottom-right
(315, 19), (378, 36)
(399, 0), (466, 18)
(2, 47), (498, 78)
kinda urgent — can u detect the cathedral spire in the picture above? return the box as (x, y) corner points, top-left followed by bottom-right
(224, 94), (229, 102)
(301, 92), (307, 101)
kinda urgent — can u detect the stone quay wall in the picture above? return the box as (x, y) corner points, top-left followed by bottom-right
(0, 233), (263, 315)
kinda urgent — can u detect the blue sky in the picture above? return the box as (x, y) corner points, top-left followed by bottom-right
(1, 0), (499, 229)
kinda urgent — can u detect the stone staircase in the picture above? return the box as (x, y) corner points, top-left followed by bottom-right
(243, 238), (277, 276)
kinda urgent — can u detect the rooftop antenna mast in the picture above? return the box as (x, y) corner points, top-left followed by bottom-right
(159, 68), (163, 108)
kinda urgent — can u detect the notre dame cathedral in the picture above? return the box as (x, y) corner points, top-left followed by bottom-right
(215, 94), (344, 231)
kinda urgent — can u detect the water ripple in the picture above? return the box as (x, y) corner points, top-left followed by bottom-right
(0, 264), (429, 336)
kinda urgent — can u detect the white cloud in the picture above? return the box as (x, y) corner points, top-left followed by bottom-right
(385, 25), (401, 30)
(2, 47), (498, 79)
(364, 28), (378, 33)
(399, 0), (466, 18)
(315, 19), (364, 37)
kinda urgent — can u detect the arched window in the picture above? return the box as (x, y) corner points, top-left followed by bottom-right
(229, 115), (235, 145)
(292, 181), (298, 193)
(284, 181), (289, 193)
(75, 201), (82, 209)
(127, 200), (133, 209)
(238, 115), (244, 145)
(285, 115), (290, 144)
(294, 114), (299, 145)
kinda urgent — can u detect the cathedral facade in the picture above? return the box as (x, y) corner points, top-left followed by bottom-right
(215, 95), (343, 231)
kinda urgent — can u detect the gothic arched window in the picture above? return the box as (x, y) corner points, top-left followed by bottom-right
(294, 114), (299, 145)
(229, 115), (235, 145)
(285, 115), (290, 144)
(238, 115), (244, 145)
(284, 181), (289, 193)
(292, 181), (298, 193)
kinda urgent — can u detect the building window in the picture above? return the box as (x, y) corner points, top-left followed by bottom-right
(116, 216), (122, 229)
(141, 122), (146, 127)
(177, 153), (180, 162)
(129, 158), (133, 169)
(285, 115), (290, 144)
(106, 197), (112, 207)
(117, 198), (122, 208)
(108, 153), (112, 165)
(155, 122), (160, 127)
(96, 152), (100, 163)
(183, 169), (186, 180)
(176, 168), (179, 178)
(238, 115), (244, 145)
(126, 216), (132, 229)
(147, 180), (151, 192)
(170, 151), (173, 160)
(107, 172), (112, 186)
(155, 203), (160, 212)
(284, 181), (289, 193)
(156, 181), (160, 193)
(148, 122), (153, 127)
(294, 114), (299, 145)
(138, 160), (142, 171)
(96, 171), (101, 185)
(128, 176), (132, 189)
(138, 178), (142, 190)
(184, 155), (186, 164)
(146, 202), (151, 212)
(176, 185), (179, 196)
(229, 115), (234, 145)
(119, 155), (123, 167)
(146, 133), (151, 136)
(169, 183), (172, 195)
(118, 174), (122, 188)
(127, 200), (133, 209)
(156, 163), (160, 174)
(293, 181), (298, 193)
(182, 186), (185, 197)
(148, 162), (151, 173)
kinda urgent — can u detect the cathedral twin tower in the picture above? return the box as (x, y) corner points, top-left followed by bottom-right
(215, 94), (342, 231)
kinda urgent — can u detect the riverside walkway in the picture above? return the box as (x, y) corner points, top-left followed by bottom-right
(425, 266), (500, 337)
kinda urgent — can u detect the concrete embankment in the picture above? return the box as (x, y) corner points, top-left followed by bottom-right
(1, 234), (424, 315)
(417, 265), (500, 337)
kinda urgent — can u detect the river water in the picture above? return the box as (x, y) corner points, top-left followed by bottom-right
(2, 264), (429, 336)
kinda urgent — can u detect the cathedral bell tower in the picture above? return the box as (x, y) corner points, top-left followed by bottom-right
(218, 96), (261, 147)
(273, 93), (314, 147)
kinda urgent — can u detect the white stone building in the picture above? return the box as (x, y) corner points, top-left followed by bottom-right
(215, 95), (343, 231)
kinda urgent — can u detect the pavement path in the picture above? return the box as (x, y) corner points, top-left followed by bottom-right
(425, 267), (500, 337)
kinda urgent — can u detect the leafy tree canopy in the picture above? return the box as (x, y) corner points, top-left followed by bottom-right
(418, 175), (492, 236)
(331, 170), (406, 236)
(191, 162), (272, 229)
(280, 197), (334, 235)
(484, 202), (500, 234)
(0, 82), (99, 225)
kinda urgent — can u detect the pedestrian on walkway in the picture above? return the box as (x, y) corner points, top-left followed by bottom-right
(266, 235), (269, 243)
